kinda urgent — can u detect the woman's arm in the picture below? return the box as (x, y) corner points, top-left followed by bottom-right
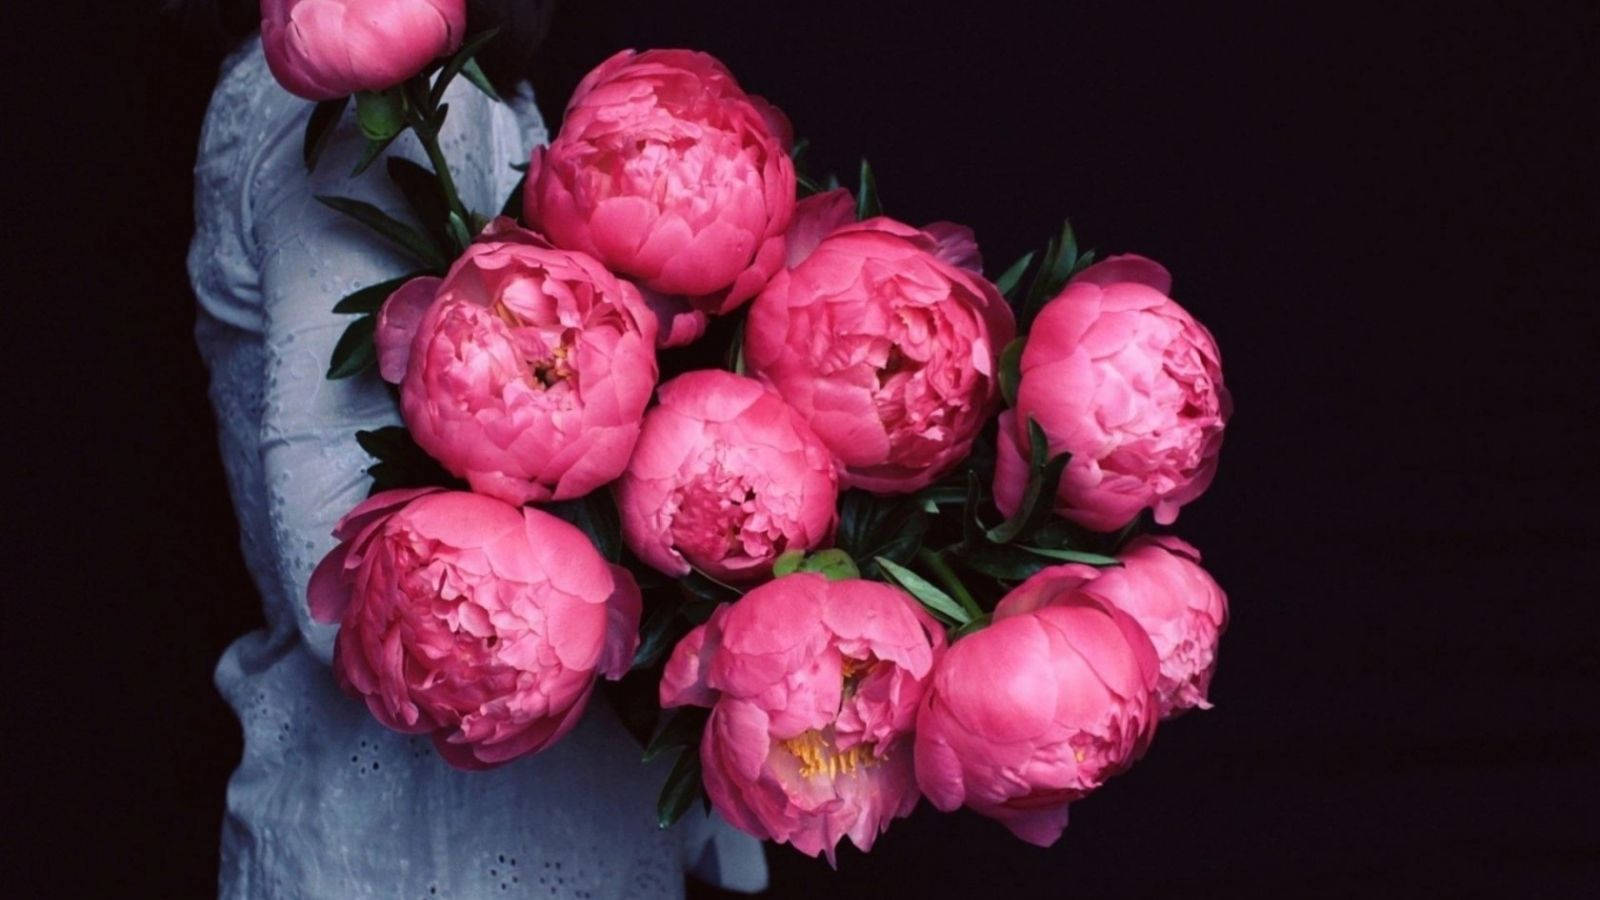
(249, 72), (516, 662)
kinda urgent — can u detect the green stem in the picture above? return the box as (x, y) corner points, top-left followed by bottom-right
(403, 79), (468, 226)
(917, 548), (984, 622)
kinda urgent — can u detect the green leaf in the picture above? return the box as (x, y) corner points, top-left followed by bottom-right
(657, 748), (704, 829)
(835, 491), (887, 558)
(994, 251), (1034, 301)
(855, 158), (880, 219)
(798, 549), (860, 581)
(1028, 418), (1050, 470)
(1017, 219), (1085, 329)
(303, 95), (350, 172)
(544, 494), (623, 563)
(1052, 219), (1079, 284)
(355, 89), (407, 141)
(385, 157), (454, 252)
(1020, 546), (1122, 567)
(316, 195), (449, 270)
(772, 549), (805, 578)
(858, 508), (928, 577)
(875, 557), (970, 626)
(998, 336), (1024, 407)
(960, 470), (983, 548)
(326, 314), (377, 379)
(680, 571), (738, 624)
(1025, 517), (1077, 550)
(354, 426), (413, 461)
(791, 139), (824, 197)
(951, 613), (992, 641)
(986, 418), (1070, 544)
(430, 28), (502, 105)
(953, 542), (1054, 581)
(725, 318), (746, 374)
(643, 707), (709, 763)
(1069, 248), (1098, 277)
(447, 210), (473, 250)
(331, 273), (425, 315)
(1020, 239), (1060, 324)
(460, 57), (501, 102)
(915, 485), (968, 507)
(350, 132), (400, 177)
(1109, 512), (1142, 551)
(355, 426), (463, 494)
(500, 172), (527, 218)
(632, 593), (686, 670)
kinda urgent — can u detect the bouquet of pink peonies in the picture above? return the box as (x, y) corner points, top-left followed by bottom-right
(270, 1), (1232, 862)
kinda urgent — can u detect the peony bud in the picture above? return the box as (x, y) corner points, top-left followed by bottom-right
(996, 255), (1230, 531)
(261, 0), (466, 100)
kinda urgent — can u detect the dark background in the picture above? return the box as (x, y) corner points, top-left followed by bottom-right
(5, 0), (1596, 896)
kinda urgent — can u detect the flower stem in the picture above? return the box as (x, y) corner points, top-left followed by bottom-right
(403, 78), (469, 228)
(917, 548), (984, 622)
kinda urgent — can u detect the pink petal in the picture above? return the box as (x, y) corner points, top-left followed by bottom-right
(375, 276), (441, 383)
(1069, 253), (1173, 295)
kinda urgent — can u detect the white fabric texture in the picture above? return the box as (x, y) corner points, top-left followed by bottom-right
(190, 40), (767, 899)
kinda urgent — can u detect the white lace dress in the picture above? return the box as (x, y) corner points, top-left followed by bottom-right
(189, 41), (767, 899)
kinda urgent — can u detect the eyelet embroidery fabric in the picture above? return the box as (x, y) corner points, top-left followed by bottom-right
(190, 41), (767, 899)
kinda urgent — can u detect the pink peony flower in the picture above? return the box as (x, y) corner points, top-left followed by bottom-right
(1083, 535), (1228, 716)
(745, 196), (1015, 493)
(914, 564), (1160, 846)
(995, 254), (1230, 531)
(307, 488), (641, 770)
(375, 221), (658, 506)
(523, 49), (796, 342)
(261, 0), (466, 101)
(615, 370), (837, 584)
(660, 573), (944, 862)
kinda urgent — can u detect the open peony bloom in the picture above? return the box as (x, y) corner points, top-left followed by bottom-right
(261, 0), (466, 100)
(914, 564), (1160, 846)
(1085, 535), (1228, 716)
(745, 193), (1015, 493)
(375, 221), (658, 506)
(660, 573), (943, 862)
(995, 254), (1230, 531)
(523, 49), (796, 342)
(616, 370), (837, 584)
(307, 488), (641, 770)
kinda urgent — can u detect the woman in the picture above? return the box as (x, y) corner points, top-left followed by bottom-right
(182, 2), (767, 895)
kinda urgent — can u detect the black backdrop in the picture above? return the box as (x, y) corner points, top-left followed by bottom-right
(5, 1), (1596, 896)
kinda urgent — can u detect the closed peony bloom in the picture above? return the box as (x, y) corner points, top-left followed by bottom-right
(307, 488), (642, 769)
(660, 573), (943, 862)
(261, 0), (466, 100)
(995, 254), (1230, 531)
(523, 49), (796, 340)
(1084, 535), (1228, 716)
(615, 370), (837, 584)
(375, 221), (658, 506)
(745, 198), (1015, 493)
(914, 564), (1160, 846)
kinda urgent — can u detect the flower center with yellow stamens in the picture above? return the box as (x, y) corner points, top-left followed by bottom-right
(779, 730), (883, 779)
(777, 655), (887, 779)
